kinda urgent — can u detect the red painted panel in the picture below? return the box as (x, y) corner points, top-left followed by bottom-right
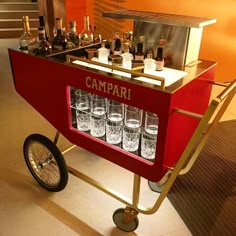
(8, 49), (215, 181)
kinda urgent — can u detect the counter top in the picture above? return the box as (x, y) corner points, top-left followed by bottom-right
(10, 47), (217, 94)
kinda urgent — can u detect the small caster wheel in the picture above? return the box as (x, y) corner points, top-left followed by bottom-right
(113, 208), (139, 232)
(148, 180), (165, 193)
(23, 133), (68, 192)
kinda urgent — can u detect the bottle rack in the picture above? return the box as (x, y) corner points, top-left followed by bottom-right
(103, 9), (216, 70)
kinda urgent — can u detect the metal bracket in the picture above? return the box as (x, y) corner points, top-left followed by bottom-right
(123, 206), (139, 224)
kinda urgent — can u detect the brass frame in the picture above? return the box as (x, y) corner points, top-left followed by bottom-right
(54, 79), (235, 219)
(66, 55), (166, 90)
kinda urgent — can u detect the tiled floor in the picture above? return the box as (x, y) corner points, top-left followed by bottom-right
(0, 39), (235, 236)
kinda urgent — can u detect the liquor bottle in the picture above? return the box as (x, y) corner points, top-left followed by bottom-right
(67, 21), (79, 48)
(144, 51), (156, 74)
(134, 36), (144, 60)
(19, 16), (37, 52)
(52, 17), (67, 51)
(80, 16), (93, 45)
(34, 26), (52, 55)
(113, 38), (122, 55)
(39, 15), (49, 41)
(98, 40), (110, 63)
(155, 35), (165, 71)
(121, 47), (133, 68)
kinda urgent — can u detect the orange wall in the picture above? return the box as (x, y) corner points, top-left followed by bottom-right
(66, 0), (236, 82)
(65, 0), (87, 32)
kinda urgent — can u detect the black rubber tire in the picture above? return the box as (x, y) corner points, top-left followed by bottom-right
(148, 180), (164, 193)
(113, 208), (139, 232)
(23, 133), (68, 192)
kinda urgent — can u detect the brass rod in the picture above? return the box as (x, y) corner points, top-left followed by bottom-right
(211, 81), (229, 87)
(53, 131), (60, 144)
(61, 144), (77, 155)
(67, 165), (133, 206)
(66, 55), (165, 90)
(180, 85), (236, 175)
(132, 174), (141, 208)
(174, 108), (203, 119)
(143, 99), (221, 215)
(217, 79), (236, 101)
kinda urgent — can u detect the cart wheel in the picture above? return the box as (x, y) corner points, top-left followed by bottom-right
(23, 133), (68, 192)
(113, 208), (139, 232)
(148, 180), (165, 193)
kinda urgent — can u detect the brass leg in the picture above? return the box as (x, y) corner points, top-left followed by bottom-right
(53, 130), (60, 144)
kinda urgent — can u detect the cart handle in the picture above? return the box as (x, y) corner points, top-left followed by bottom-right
(66, 55), (166, 90)
(216, 78), (236, 101)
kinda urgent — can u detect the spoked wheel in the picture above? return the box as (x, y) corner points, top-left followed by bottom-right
(113, 208), (139, 232)
(23, 133), (68, 192)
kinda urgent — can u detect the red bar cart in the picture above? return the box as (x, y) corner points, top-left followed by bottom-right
(8, 10), (236, 232)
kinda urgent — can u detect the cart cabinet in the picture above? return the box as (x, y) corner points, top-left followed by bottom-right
(8, 47), (216, 182)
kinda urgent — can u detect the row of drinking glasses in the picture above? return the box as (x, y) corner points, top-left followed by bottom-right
(74, 89), (159, 160)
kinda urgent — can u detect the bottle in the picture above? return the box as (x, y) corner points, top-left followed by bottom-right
(80, 16), (93, 45)
(113, 38), (122, 55)
(134, 36), (144, 60)
(39, 15), (49, 41)
(155, 35), (165, 71)
(98, 40), (110, 63)
(19, 16), (37, 52)
(34, 26), (52, 55)
(144, 51), (156, 74)
(121, 47), (133, 68)
(144, 43), (154, 59)
(67, 21), (79, 48)
(52, 17), (67, 51)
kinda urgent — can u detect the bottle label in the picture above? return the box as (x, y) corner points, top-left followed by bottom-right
(53, 45), (64, 51)
(113, 50), (121, 55)
(135, 55), (144, 60)
(156, 59), (164, 71)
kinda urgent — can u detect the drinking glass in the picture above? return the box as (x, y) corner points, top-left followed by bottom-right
(75, 89), (91, 131)
(90, 94), (106, 138)
(106, 100), (124, 144)
(141, 112), (159, 160)
(122, 105), (143, 152)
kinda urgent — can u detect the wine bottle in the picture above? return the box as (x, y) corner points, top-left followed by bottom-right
(80, 16), (93, 45)
(134, 36), (144, 60)
(52, 17), (67, 51)
(19, 16), (37, 52)
(39, 15), (49, 41)
(67, 21), (79, 48)
(113, 38), (122, 55)
(34, 26), (52, 55)
(155, 35), (165, 71)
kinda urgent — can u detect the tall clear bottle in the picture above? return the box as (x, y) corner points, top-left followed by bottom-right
(52, 17), (67, 51)
(80, 16), (93, 45)
(19, 16), (37, 52)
